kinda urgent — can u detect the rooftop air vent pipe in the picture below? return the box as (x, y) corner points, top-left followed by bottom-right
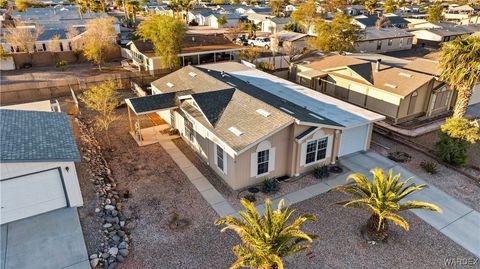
(376, 59), (382, 72)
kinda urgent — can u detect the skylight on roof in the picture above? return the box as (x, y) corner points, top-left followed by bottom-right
(188, 72), (197, 77)
(226, 81), (236, 87)
(309, 113), (324, 120)
(384, 83), (398, 89)
(280, 107), (294, 114)
(256, 108), (271, 117)
(399, 72), (413, 78)
(166, 82), (174, 88)
(228, 127), (244, 136)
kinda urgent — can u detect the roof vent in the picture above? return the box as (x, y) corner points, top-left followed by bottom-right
(226, 81), (236, 86)
(228, 126), (244, 136)
(166, 82), (174, 88)
(384, 83), (397, 88)
(399, 72), (413, 78)
(280, 107), (294, 114)
(188, 72), (197, 77)
(308, 113), (324, 120)
(256, 108), (271, 117)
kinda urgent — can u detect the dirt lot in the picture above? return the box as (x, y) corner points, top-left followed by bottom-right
(72, 100), (476, 268)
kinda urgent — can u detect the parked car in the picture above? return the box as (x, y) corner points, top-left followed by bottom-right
(248, 37), (270, 49)
(234, 36), (249, 46)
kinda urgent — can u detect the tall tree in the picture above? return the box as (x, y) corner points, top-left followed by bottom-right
(364, 0), (378, 15)
(382, 0), (397, 14)
(309, 13), (361, 53)
(217, 15), (228, 28)
(427, 4), (444, 22)
(0, 0), (8, 9)
(124, 0), (140, 24)
(180, 0), (195, 22)
(77, 17), (117, 70)
(291, 0), (317, 33)
(137, 15), (186, 69)
(79, 80), (120, 147)
(331, 168), (441, 241)
(322, 0), (347, 13)
(269, 0), (285, 16)
(439, 36), (480, 118)
(3, 22), (43, 63)
(215, 198), (318, 269)
(245, 21), (258, 39)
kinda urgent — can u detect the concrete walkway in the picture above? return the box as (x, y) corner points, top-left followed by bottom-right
(159, 135), (479, 257)
(341, 151), (480, 258)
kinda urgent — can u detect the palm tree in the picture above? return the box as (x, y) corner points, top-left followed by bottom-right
(439, 36), (480, 118)
(125, 0), (140, 24)
(330, 168), (441, 241)
(218, 15), (228, 28)
(215, 198), (318, 269)
(180, 0), (194, 22)
(246, 21), (257, 39)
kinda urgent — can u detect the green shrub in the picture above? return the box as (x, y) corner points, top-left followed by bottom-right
(261, 177), (279, 194)
(56, 60), (67, 71)
(420, 161), (438, 174)
(313, 165), (330, 179)
(436, 132), (469, 166)
(244, 193), (256, 203)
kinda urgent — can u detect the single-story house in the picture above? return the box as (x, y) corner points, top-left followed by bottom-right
(444, 5), (479, 21)
(246, 7), (273, 15)
(353, 13), (409, 29)
(270, 31), (312, 54)
(355, 27), (414, 53)
(126, 34), (244, 71)
(411, 23), (480, 47)
(247, 13), (273, 24)
(0, 103), (83, 225)
(261, 17), (293, 33)
(292, 54), (455, 124)
(125, 62), (384, 190)
(206, 13), (242, 28)
(190, 10), (215, 25)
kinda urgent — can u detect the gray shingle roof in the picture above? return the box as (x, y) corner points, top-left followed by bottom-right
(191, 88), (235, 127)
(0, 109), (80, 162)
(128, 92), (179, 114)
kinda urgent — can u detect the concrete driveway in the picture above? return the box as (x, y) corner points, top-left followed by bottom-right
(341, 151), (480, 257)
(1, 208), (90, 269)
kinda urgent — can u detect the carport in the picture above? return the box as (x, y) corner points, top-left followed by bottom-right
(125, 93), (179, 146)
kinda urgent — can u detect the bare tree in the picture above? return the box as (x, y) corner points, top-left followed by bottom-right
(3, 21), (44, 64)
(78, 17), (117, 70)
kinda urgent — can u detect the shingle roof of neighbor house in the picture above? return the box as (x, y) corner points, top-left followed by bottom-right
(302, 54), (434, 97)
(127, 92), (179, 114)
(141, 62), (384, 153)
(0, 109), (80, 162)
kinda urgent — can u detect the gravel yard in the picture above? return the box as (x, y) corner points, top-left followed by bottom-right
(282, 191), (476, 269)
(372, 133), (480, 212)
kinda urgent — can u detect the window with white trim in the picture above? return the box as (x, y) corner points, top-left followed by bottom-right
(184, 118), (194, 142)
(305, 137), (328, 165)
(216, 145), (226, 172)
(257, 150), (269, 175)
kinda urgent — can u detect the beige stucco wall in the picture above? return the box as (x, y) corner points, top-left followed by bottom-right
(294, 127), (338, 175)
(355, 37), (413, 53)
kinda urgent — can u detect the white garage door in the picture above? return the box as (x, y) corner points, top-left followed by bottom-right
(1, 168), (67, 224)
(339, 125), (369, 157)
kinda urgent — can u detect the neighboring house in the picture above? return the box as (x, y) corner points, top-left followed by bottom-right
(0, 103), (83, 225)
(125, 63), (384, 190)
(292, 54), (455, 124)
(285, 4), (296, 14)
(270, 31), (311, 54)
(192, 10), (215, 25)
(246, 7), (273, 15)
(126, 34), (244, 70)
(355, 27), (414, 53)
(342, 5), (368, 16)
(261, 17), (292, 33)
(353, 13), (409, 29)
(410, 23), (480, 47)
(206, 13), (242, 28)
(247, 13), (273, 24)
(444, 5), (479, 21)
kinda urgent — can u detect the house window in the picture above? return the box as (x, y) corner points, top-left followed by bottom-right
(257, 150), (269, 175)
(399, 38), (403, 47)
(388, 39), (393, 46)
(305, 137), (328, 165)
(407, 37), (412, 45)
(184, 118), (194, 142)
(216, 145), (225, 172)
(376, 40), (382, 50)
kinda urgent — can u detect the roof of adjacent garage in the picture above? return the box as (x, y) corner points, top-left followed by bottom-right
(0, 109), (80, 162)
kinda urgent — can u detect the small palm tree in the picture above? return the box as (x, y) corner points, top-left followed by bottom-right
(215, 198), (318, 269)
(246, 21), (258, 39)
(439, 36), (480, 118)
(218, 15), (228, 28)
(330, 168), (442, 241)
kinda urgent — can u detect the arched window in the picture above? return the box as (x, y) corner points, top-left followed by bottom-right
(250, 140), (276, 177)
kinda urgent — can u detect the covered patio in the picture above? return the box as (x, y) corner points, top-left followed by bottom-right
(125, 93), (179, 146)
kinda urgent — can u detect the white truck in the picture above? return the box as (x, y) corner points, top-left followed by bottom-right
(248, 37), (271, 49)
